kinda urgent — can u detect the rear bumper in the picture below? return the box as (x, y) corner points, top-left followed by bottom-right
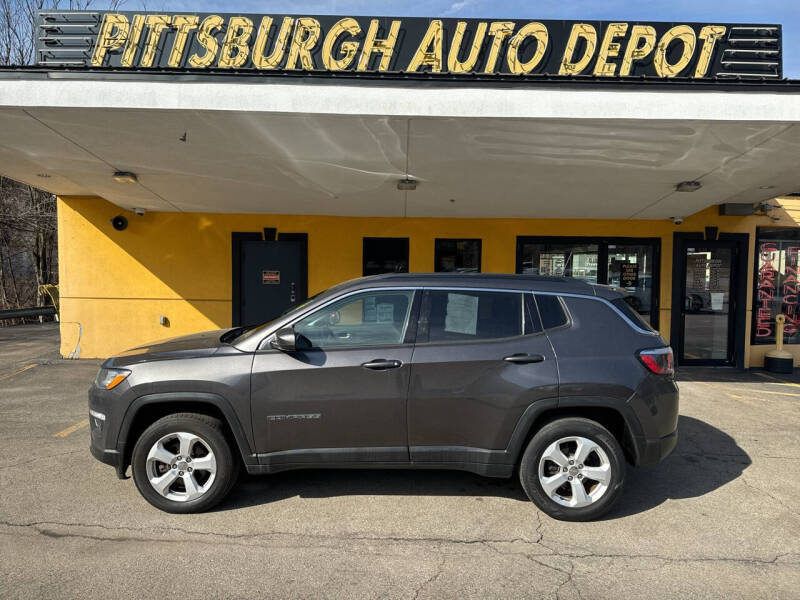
(635, 429), (678, 466)
(627, 373), (679, 466)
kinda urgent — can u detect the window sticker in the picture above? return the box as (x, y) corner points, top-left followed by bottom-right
(444, 293), (478, 335)
(377, 303), (395, 323)
(363, 296), (377, 322)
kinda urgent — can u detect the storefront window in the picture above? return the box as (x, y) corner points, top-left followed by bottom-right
(363, 238), (409, 276)
(434, 239), (481, 272)
(518, 242), (599, 282)
(753, 228), (800, 345)
(517, 237), (659, 328)
(607, 244), (655, 323)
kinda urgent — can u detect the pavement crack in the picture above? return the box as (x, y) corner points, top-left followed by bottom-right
(411, 550), (445, 600)
(2, 519), (797, 571)
(0, 519), (539, 550)
(739, 477), (800, 519)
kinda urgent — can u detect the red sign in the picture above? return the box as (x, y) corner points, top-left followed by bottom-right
(755, 241), (800, 342)
(262, 270), (280, 284)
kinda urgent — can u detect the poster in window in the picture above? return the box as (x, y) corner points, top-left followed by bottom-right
(444, 293), (478, 335)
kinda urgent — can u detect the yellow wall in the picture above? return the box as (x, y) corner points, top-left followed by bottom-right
(57, 195), (800, 363)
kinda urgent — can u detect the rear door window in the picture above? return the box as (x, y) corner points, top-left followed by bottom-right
(420, 290), (523, 342)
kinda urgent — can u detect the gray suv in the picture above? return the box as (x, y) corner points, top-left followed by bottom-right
(89, 273), (678, 521)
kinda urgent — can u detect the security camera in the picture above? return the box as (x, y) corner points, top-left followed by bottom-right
(111, 215), (128, 231)
(133, 208), (146, 216)
(671, 217), (684, 225)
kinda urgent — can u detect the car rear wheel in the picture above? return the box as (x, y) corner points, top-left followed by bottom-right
(131, 413), (239, 513)
(519, 417), (625, 521)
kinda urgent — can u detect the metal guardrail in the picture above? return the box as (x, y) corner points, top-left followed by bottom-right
(0, 306), (57, 320)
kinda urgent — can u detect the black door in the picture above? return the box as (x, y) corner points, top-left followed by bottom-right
(240, 240), (304, 326)
(678, 241), (738, 365)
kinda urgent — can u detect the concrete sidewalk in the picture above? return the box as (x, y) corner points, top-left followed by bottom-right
(0, 325), (798, 599)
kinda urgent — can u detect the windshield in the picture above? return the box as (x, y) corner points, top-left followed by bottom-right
(226, 289), (329, 345)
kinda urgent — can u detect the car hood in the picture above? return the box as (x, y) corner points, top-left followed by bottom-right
(105, 329), (235, 366)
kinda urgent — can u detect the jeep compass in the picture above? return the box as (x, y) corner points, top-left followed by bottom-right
(89, 273), (678, 521)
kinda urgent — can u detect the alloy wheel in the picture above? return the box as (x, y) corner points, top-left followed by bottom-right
(145, 431), (217, 502)
(538, 436), (611, 508)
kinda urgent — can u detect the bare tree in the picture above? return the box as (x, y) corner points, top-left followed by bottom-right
(0, 1), (124, 320)
(0, 177), (58, 320)
(0, 0), (113, 65)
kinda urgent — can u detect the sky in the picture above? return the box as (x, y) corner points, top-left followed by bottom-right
(120, 0), (799, 77)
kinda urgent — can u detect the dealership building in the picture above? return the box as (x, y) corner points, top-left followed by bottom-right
(1, 10), (799, 368)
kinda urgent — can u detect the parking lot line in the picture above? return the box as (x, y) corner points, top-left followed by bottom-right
(0, 363), (37, 382)
(53, 419), (89, 438)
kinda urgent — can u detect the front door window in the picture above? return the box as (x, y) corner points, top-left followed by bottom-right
(294, 290), (414, 348)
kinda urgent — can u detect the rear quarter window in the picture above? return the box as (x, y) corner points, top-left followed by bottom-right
(612, 297), (655, 332)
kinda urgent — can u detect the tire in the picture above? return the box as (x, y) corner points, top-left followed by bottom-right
(131, 412), (240, 513)
(519, 417), (625, 522)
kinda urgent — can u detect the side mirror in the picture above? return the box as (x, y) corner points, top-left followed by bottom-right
(270, 326), (297, 352)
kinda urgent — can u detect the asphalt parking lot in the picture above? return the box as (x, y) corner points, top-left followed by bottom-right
(1, 323), (799, 599)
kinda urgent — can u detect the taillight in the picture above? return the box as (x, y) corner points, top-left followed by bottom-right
(638, 347), (674, 376)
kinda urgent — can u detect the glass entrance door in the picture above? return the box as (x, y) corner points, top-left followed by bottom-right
(680, 243), (735, 364)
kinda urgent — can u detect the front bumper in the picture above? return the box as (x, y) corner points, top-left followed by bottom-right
(89, 443), (127, 477)
(89, 384), (129, 478)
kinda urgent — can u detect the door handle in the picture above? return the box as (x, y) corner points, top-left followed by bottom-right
(362, 359), (403, 370)
(503, 353), (545, 364)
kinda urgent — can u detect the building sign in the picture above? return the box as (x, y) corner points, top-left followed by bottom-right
(37, 12), (781, 80)
(754, 233), (800, 345)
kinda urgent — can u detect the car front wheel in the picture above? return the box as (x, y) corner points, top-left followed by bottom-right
(519, 417), (626, 521)
(131, 412), (239, 513)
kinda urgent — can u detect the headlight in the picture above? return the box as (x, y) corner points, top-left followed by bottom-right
(95, 368), (131, 390)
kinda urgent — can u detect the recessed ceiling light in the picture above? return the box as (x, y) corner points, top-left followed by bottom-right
(113, 171), (138, 183)
(676, 180), (702, 193)
(759, 185), (775, 190)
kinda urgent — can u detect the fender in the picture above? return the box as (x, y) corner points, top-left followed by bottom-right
(503, 397), (559, 464)
(117, 391), (258, 466)
(556, 395), (646, 464)
(557, 395), (645, 436)
(503, 396), (645, 466)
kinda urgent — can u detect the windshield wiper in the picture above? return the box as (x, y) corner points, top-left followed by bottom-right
(219, 326), (253, 344)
